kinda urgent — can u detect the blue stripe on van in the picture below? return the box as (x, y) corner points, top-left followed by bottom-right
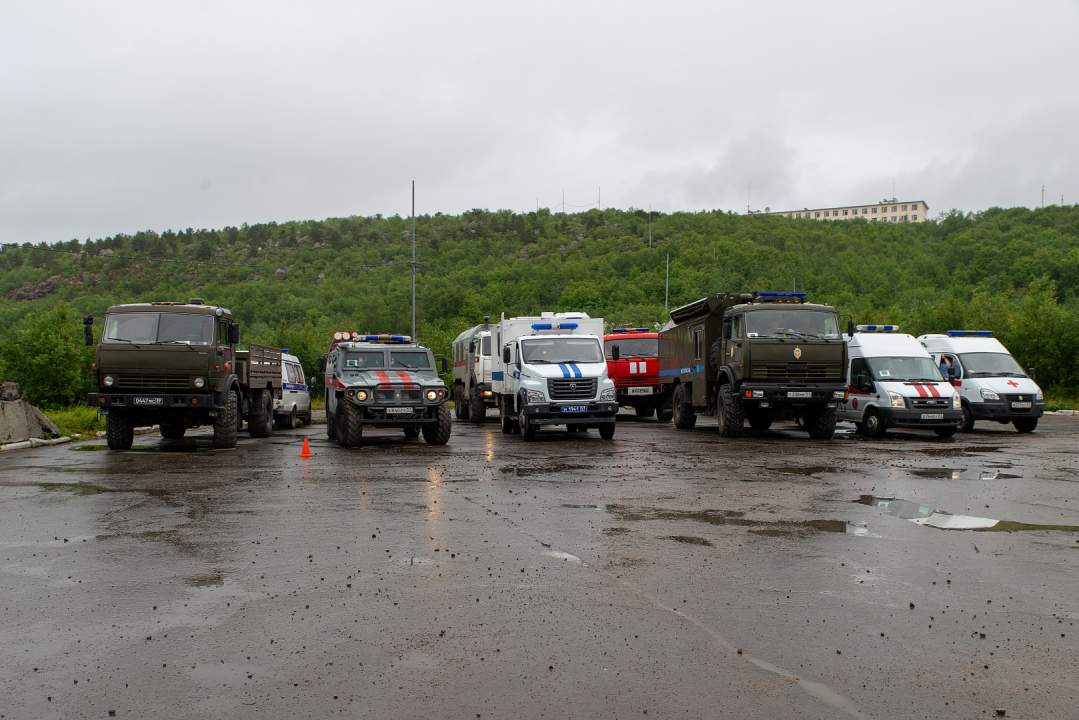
(558, 363), (571, 378)
(569, 363), (583, 377)
(658, 365), (704, 377)
(492, 371), (504, 381)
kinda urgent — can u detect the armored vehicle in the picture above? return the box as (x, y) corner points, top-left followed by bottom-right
(85, 299), (281, 450)
(658, 292), (848, 439)
(320, 332), (451, 448)
(451, 318), (496, 423)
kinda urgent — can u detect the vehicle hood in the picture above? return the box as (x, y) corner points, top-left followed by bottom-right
(876, 380), (956, 399)
(339, 369), (442, 387)
(97, 344), (213, 372)
(965, 376), (1041, 395)
(521, 361), (608, 380)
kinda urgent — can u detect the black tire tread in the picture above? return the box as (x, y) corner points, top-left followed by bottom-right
(469, 385), (485, 424)
(672, 385), (697, 430)
(717, 383), (745, 438)
(807, 405), (838, 440)
(106, 411), (134, 450)
(423, 403), (453, 445)
(212, 391), (238, 449)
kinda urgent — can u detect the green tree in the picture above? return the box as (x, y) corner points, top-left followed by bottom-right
(0, 302), (95, 407)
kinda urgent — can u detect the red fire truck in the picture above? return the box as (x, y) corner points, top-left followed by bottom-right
(603, 327), (671, 421)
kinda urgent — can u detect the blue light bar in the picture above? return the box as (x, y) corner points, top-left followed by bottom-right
(280, 348), (290, 354)
(759, 292), (807, 297)
(559, 323), (578, 329)
(945, 330), (993, 337)
(356, 334), (413, 342)
(531, 322), (578, 330)
(856, 325), (899, 333)
(531, 323), (552, 330)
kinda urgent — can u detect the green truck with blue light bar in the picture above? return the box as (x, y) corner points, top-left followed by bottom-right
(85, 299), (281, 450)
(658, 292), (849, 438)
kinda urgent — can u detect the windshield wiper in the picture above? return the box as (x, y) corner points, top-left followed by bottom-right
(156, 340), (197, 350)
(107, 338), (141, 348)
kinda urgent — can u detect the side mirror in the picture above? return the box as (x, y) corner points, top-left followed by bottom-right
(309, 376), (317, 389)
(859, 375), (874, 393)
(722, 320), (732, 340)
(503, 347), (511, 363)
(228, 322), (240, 344)
(437, 355), (449, 374)
(847, 319), (855, 336)
(612, 344), (620, 361)
(83, 315), (94, 346)
(1027, 367), (1036, 380)
(948, 367), (957, 383)
(468, 340), (475, 355)
(318, 355), (326, 373)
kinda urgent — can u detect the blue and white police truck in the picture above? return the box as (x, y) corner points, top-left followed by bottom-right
(918, 331), (1044, 433)
(273, 350), (312, 429)
(451, 318), (496, 423)
(838, 326), (961, 438)
(490, 312), (618, 441)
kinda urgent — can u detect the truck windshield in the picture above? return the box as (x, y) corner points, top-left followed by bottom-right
(745, 311), (840, 339)
(865, 357), (943, 382)
(344, 351), (385, 369)
(390, 351), (431, 369)
(104, 312), (215, 346)
(958, 352), (1026, 378)
(521, 338), (604, 364)
(604, 338), (657, 358)
(481, 336), (491, 356)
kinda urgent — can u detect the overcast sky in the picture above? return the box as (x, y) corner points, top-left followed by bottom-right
(2, 1), (1078, 244)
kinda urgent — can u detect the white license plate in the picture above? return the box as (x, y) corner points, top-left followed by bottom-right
(627, 387), (653, 395)
(921, 413), (944, 420)
(561, 406), (587, 413)
(1011, 402), (1032, 409)
(787, 391), (812, 399)
(134, 397), (163, 406)
(386, 407), (414, 414)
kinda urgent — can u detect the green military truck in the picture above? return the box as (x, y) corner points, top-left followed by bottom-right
(85, 299), (282, 450)
(658, 292), (848, 439)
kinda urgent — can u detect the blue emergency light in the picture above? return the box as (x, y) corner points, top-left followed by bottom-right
(280, 348), (290, 354)
(856, 325), (899, 333)
(759, 292), (807, 297)
(354, 334), (412, 342)
(611, 328), (649, 333)
(531, 323), (578, 330)
(945, 330), (993, 337)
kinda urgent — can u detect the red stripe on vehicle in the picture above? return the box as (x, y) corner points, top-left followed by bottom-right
(374, 371), (391, 384)
(927, 384), (940, 398)
(394, 371), (412, 384)
(912, 384), (927, 397)
(325, 376), (347, 388)
(848, 385), (869, 396)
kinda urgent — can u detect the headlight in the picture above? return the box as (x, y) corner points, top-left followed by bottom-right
(952, 394), (961, 409)
(600, 388), (616, 401)
(888, 391), (905, 408)
(426, 390), (437, 401)
(980, 388), (999, 401)
(194, 377), (205, 388)
(103, 375), (114, 387)
(833, 390), (847, 399)
(1036, 390), (1043, 401)
(526, 389), (545, 403)
(356, 390), (368, 401)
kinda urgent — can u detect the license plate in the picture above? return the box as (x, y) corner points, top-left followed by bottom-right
(627, 387), (653, 395)
(134, 397), (163, 406)
(787, 391), (812, 399)
(921, 413), (944, 420)
(561, 406), (587, 413)
(386, 407), (414, 415)
(1011, 402), (1032, 409)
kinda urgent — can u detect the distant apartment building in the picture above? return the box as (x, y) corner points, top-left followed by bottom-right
(770, 199), (930, 223)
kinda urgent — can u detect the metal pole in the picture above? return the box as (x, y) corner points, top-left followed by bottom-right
(665, 253), (669, 312)
(411, 181), (416, 340)
(648, 205), (651, 248)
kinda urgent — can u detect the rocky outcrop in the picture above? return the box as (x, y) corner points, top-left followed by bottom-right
(1, 382), (20, 401)
(1, 399), (63, 444)
(4, 275), (62, 301)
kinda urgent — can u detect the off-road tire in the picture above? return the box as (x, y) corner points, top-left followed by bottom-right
(299, 412), (310, 426)
(862, 408), (885, 438)
(469, 385), (485, 424)
(1013, 417), (1038, 433)
(160, 422), (186, 439)
(458, 388), (471, 420)
(212, 391), (238, 449)
(934, 426), (957, 438)
(958, 402), (975, 432)
(716, 383), (745, 438)
(277, 407), (296, 430)
(635, 404), (655, 418)
(519, 412), (537, 442)
(423, 403), (452, 446)
(454, 387), (464, 419)
(656, 394), (674, 423)
(326, 410), (336, 439)
(500, 406), (513, 434)
(672, 384), (696, 430)
(745, 408), (772, 431)
(106, 411), (134, 450)
(336, 402), (364, 448)
(709, 337), (725, 373)
(806, 405), (838, 440)
(249, 390), (273, 438)
(853, 422), (865, 434)
(404, 425), (421, 439)
(599, 423), (615, 440)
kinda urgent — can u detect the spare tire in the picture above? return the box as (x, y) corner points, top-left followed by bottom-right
(709, 337), (725, 373)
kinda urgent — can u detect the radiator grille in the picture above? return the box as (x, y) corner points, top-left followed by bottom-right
(376, 389), (422, 403)
(911, 397), (950, 409)
(548, 378), (597, 400)
(756, 362), (842, 380)
(117, 373), (190, 389)
(1005, 393), (1033, 413)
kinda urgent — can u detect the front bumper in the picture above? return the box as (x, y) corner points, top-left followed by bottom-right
(344, 397), (446, 425)
(739, 382), (848, 405)
(615, 384), (662, 403)
(521, 402), (618, 426)
(878, 405), (963, 428)
(88, 391), (215, 410)
(968, 400), (1045, 420)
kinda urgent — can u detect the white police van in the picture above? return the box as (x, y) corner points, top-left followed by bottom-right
(273, 350), (312, 429)
(838, 326), (961, 437)
(451, 318), (495, 423)
(918, 331), (1044, 433)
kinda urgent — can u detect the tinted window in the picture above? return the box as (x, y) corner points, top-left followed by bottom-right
(481, 336), (491, 356)
(390, 352), (431, 369)
(344, 351), (385, 369)
(604, 338), (658, 358)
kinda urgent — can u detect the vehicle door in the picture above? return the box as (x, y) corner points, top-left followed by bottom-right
(326, 353), (338, 416)
(217, 319), (234, 383)
(281, 362), (299, 412)
(847, 357), (874, 420)
(294, 362), (311, 412)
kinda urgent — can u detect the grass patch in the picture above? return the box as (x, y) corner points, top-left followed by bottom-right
(46, 406), (105, 436)
(1044, 390), (1079, 412)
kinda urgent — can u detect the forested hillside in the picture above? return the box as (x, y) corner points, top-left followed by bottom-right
(2, 205), (1078, 407)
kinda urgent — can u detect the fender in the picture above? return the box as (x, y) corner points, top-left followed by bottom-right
(215, 374), (240, 408)
(714, 366), (737, 390)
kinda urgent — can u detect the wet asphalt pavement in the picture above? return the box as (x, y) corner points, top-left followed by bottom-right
(1, 413), (1078, 720)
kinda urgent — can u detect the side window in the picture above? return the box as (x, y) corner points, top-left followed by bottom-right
(217, 321), (227, 344)
(732, 316), (742, 340)
(287, 363), (302, 383)
(851, 358), (868, 384)
(693, 328), (704, 360)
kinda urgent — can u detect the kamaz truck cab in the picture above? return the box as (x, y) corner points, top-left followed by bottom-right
(321, 332), (451, 448)
(659, 292), (848, 439)
(451, 318), (496, 423)
(604, 326), (667, 420)
(918, 331), (1044, 433)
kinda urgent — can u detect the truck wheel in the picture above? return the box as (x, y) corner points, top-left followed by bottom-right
(404, 425), (421, 439)
(326, 410), (336, 439)
(599, 423), (615, 440)
(458, 388), (471, 420)
(160, 423), (186, 439)
(249, 390), (273, 438)
(716, 383), (744, 438)
(861, 409), (885, 438)
(336, 402), (364, 448)
(106, 411), (134, 450)
(1013, 417), (1038, 433)
(709, 337), (724, 373)
(672, 384), (696, 430)
(520, 414), (537, 442)
(500, 407), (513, 434)
(635, 404), (655, 418)
(469, 386), (485, 424)
(422, 403), (453, 446)
(807, 405), (838, 440)
(212, 391), (238, 449)
(934, 426), (957, 438)
(656, 394), (673, 423)
(454, 387), (463, 419)
(746, 409), (772, 431)
(958, 402), (975, 432)
(277, 407), (296, 430)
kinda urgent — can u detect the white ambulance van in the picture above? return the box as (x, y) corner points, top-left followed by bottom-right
(918, 331), (1043, 433)
(273, 350), (312, 429)
(451, 319), (495, 423)
(491, 312), (618, 442)
(838, 326), (961, 437)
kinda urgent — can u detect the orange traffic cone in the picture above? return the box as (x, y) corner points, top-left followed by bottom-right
(299, 438), (313, 458)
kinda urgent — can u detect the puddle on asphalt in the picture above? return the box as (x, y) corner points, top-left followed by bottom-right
(606, 505), (863, 536)
(190, 572), (224, 588)
(768, 466), (839, 476)
(920, 445), (1001, 457)
(541, 549), (586, 564)
(910, 468), (1022, 480)
(500, 463), (592, 477)
(603, 527), (629, 535)
(666, 535), (713, 546)
(855, 496), (1079, 532)
(35, 482), (99, 496)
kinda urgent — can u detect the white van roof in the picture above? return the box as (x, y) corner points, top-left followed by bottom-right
(847, 333), (931, 358)
(917, 334), (1010, 355)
